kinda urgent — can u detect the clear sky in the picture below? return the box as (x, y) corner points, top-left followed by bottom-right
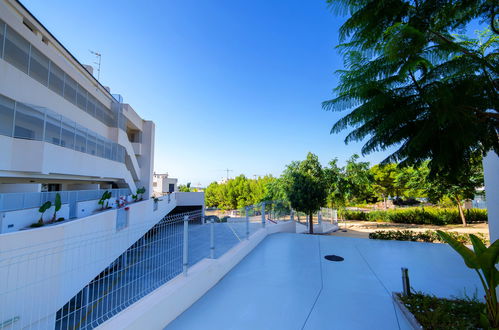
(23, 0), (393, 186)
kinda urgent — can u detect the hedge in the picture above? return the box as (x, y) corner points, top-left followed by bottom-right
(339, 207), (487, 225)
(368, 229), (488, 245)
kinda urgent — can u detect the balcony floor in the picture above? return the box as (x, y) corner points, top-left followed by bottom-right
(166, 233), (483, 330)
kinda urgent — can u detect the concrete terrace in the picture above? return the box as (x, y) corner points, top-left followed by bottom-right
(167, 233), (483, 330)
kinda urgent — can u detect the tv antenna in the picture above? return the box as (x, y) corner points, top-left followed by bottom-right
(89, 50), (102, 81)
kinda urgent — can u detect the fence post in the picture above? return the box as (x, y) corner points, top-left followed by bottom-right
(202, 215), (205, 225)
(183, 215), (189, 276)
(318, 211), (322, 225)
(290, 208), (294, 222)
(261, 202), (266, 228)
(246, 206), (250, 239)
(210, 219), (215, 258)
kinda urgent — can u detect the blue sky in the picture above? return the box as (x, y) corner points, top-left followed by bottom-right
(23, 0), (394, 186)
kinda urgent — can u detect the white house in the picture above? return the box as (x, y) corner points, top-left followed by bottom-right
(153, 172), (178, 195)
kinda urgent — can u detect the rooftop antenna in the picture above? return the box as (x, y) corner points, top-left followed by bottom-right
(89, 50), (102, 81)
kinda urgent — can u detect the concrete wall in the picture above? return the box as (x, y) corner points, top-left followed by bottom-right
(97, 221), (296, 330)
(484, 152), (499, 242)
(0, 193), (180, 329)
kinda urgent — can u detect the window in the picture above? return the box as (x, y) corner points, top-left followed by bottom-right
(0, 94), (15, 136)
(29, 47), (49, 86)
(63, 74), (77, 104)
(48, 63), (64, 96)
(0, 20), (5, 58)
(44, 112), (61, 145)
(14, 103), (44, 140)
(4, 27), (30, 73)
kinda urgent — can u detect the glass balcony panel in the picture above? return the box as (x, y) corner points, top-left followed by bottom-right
(60, 119), (75, 149)
(0, 94), (15, 136)
(48, 63), (64, 96)
(29, 47), (49, 86)
(14, 103), (44, 140)
(4, 27), (29, 73)
(44, 112), (62, 145)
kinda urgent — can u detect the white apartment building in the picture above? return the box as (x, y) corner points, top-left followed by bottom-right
(0, 1), (205, 329)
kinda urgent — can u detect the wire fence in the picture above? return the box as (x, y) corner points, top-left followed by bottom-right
(0, 201), (292, 329)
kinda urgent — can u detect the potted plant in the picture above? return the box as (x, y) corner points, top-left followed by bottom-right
(98, 191), (112, 210)
(31, 201), (52, 227)
(51, 193), (62, 222)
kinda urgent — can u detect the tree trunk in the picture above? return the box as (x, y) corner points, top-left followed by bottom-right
(309, 212), (314, 234)
(455, 194), (467, 226)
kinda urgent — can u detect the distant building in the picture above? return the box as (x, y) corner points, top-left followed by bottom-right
(153, 172), (178, 195)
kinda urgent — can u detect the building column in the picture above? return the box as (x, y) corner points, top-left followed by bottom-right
(484, 152), (499, 242)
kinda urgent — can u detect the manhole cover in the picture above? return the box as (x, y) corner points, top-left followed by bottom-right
(324, 255), (344, 262)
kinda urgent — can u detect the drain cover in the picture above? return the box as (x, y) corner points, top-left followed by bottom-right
(324, 255), (344, 262)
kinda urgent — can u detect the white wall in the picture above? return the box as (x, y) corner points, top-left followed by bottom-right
(0, 194), (179, 329)
(484, 152), (499, 242)
(0, 135), (136, 191)
(1, 204), (70, 233)
(0, 183), (40, 193)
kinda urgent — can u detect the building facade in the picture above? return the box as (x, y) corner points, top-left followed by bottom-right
(0, 1), (205, 329)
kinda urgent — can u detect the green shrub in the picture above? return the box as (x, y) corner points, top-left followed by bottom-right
(369, 229), (488, 245)
(400, 292), (484, 330)
(340, 207), (487, 225)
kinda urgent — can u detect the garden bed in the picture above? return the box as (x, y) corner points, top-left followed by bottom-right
(394, 292), (484, 330)
(369, 229), (488, 245)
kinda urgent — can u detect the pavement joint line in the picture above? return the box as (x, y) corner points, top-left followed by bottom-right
(301, 235), (324, 330)
(354, 244), (402, 330)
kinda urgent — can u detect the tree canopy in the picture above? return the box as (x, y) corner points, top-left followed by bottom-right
(282, 152), (328, 234)
(323, 0), (498, 180)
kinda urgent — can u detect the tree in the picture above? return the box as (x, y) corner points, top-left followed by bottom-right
(426, 155), (484, 226)
(323, 1), (498, 181)
(282, 153), (328, 234)
(179, 182), (191, 192)
(370, 164), (398, 208)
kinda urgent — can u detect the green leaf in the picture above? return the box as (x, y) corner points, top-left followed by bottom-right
(470, 234), (487, 257)
(436, 230), (479, 269)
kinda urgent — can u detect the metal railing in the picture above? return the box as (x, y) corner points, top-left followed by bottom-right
(0, 200), (292, 330)
(0, 188), (131, 212)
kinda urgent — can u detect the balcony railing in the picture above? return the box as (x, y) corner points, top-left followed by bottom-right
(0, 188), (131, 213)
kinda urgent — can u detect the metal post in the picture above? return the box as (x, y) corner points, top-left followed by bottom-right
(183, 216), (189, 276)
(290, 209), (294, 222)
(261, 202), (266, 228)
(333, 209), (338, 225)
(202, 215), (205, 225)
(401, 267), (411, 296)
(318, 211), (322, 225)
(246, 206), (250, 239)
(210, 219), (215, 259)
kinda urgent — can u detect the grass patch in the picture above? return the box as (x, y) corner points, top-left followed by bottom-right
(400, 292), (484, 330)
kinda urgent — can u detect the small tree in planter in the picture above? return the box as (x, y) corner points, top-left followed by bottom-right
(51, 193), (62, 222)
(133, 187), (146, 202)
(437, 231), (499, 328)
(98, 191), (112, 210)
(32, 201), (52, 227)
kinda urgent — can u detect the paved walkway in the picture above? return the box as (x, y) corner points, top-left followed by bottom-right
(167, 233), (482, 330)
